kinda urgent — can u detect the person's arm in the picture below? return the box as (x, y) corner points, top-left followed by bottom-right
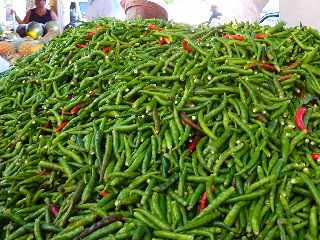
(11, 9), (24, 24)
(50, 9), (58, 21)
(120, 0), (126, 9)
(22, 10), (32, 24)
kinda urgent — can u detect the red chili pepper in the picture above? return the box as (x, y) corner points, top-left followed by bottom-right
(70, 104), (81, 115)
(187, 136), (198, 153)
(295, 106), (308, 132)
(148, 24), (162, 32)
(76, 44), (87, 49)
(224, 34), (246, 41)
(233, 34), (246, 41)
(54, 119), (69, 133)
(199, 192), (207, 211)
(279, 75), (292, 81)
(148, 24), (158, 30)
(182, 40), (192, 53)
(87, 32), (95, 39)
(49, 204), (59, 218)
(99, 191), (108, 197)
(103, 47), (111, 54)
(312, 154), (320, 162)
(260, 63), (277, 72)
(159, 37), (171, 45)
(255, 33), (269, 39)
(180, 112), (202, 131)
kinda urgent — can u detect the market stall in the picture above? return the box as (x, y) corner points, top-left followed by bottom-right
(2, 1), (320, 239)
(0, 22), (59, 64)
(0, 0), (61, 64)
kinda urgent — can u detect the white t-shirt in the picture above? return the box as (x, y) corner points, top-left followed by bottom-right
(85, 0), (125, 20)
(217, 0), (269, 23)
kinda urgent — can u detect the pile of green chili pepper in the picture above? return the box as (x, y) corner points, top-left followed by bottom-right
(2, 18), (320, 239)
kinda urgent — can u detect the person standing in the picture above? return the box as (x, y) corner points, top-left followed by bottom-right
(11, 0), (58, 24)
(208, 4), (222, 24)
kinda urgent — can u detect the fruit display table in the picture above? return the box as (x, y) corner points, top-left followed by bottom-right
(0, 38), (44, 63)
(0, 20), (60, 63)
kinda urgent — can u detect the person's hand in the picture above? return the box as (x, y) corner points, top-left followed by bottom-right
(10, 9), (16, 16)
(120, 0), (126, 10)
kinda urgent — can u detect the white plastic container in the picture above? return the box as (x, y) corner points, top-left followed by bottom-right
(0, 56), (10, 73)
(280, 0), (320, 30)
(6, 5), (13, 22)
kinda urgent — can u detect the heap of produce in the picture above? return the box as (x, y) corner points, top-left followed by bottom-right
(16, 21), (59, 40)
(44, 21), (60, 34)
(2, 18), (320, 239)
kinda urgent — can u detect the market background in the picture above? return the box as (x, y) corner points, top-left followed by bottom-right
(0, 0), (279, 27)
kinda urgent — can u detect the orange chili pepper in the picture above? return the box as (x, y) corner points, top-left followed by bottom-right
(99, 191), (108, 197)
(76, 44), (87, 49)
(148, 24), (163, 32)
(255, 33), (269, 39)
(224, 34), (246, 41)
(148, 24), (158, 30)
